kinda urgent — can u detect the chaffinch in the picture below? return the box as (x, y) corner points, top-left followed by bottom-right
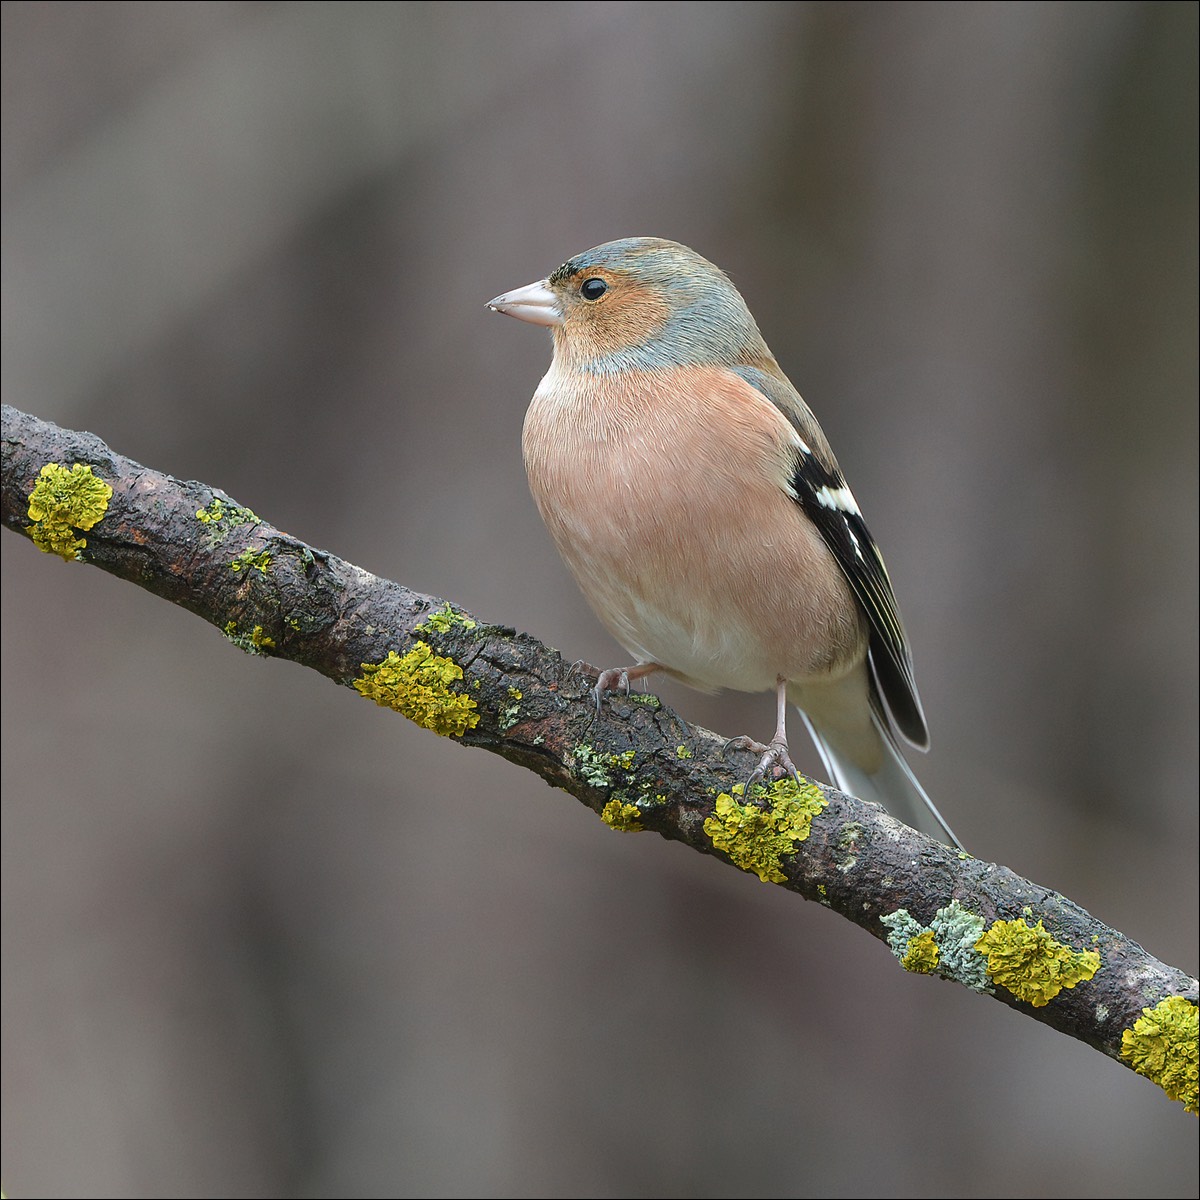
(488, 237), (961, 849)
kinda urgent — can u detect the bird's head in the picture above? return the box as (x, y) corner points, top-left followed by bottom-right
(487, 237), (772, 373)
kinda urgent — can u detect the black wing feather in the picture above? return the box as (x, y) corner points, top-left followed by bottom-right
(729, 364), (928, 748)
(788, 450), (929, 749)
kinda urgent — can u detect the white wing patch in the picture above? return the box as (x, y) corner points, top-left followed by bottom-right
(815, 485), (861, 516)
(782, 424), (813, 456)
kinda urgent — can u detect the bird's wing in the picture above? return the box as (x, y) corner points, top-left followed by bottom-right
(732, 365), (929, 749)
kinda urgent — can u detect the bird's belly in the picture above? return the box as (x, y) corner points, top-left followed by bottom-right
(523, 378), (867, 694)
(550, 520), (861, 694)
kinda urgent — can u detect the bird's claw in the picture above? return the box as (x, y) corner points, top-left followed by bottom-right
(724, 734), (803, 796)
(592, 666), (634, 712)
(564, 658), (609, 710)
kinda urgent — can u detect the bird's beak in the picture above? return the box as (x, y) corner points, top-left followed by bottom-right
(486, 279), (563, 327)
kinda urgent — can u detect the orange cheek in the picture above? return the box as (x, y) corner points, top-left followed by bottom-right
(575, 283), (672, 356)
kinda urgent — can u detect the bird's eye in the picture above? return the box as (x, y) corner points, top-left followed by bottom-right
(580, 277), (608, 301)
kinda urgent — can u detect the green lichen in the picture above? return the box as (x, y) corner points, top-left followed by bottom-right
(632, 776), (666, 801)
(882, 902), (993, 991)
(196, 496), (259, 527)
(974, 918), (1101, 1008)
(26, 462), (113, 561)
(223, 621), (276, 655)
(928, 900), (991, 992)
(836, 821), (864, 873)
(353, 642), (480, 737)
(417, 602), (477, 633)
(1120, 996), (1199, 1114)
(573, 746), (638, 787)
(881, 909), (926, 958)
(500, 686), (524, 731)
(601, 799), (644, 832)
(702, 777), (826, 884)
(675, 745), (693, 759)
(230, 548), (272, 575)
(574, 744), (612, 788)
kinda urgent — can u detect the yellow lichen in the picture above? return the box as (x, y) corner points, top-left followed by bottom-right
(222, 621), (276, 656)
(230, 548), (272, 574)
(500, 686), (524, 730)
(901, 930), (941, 974)
(974, 918), (1101, 1008)
(676, 745), (693, 759)
(1120, 996), (1199, 1114)
(702, 778), (826, 884)
(353, 642), (480, 737)
(26, 462), (113, 561)
(601, 799), (644, 832)
(196, 496), (259, 527)
(417, 602), (478, 633)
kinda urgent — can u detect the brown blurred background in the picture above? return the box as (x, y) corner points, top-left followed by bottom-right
(2, 3), (1196, 1197)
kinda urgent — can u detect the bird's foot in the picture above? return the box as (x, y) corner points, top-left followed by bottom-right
(567, 661), (660, 713)
(592, 666), (636, 711)
(724, 734), (803, 795)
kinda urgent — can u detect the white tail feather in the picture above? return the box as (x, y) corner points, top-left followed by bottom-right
(799, 709), (963, 850)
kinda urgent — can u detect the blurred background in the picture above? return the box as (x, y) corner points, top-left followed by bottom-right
(2, 3), (1196, 1197)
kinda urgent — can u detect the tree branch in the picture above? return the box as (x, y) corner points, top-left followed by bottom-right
(3, 403), (1196, 1113)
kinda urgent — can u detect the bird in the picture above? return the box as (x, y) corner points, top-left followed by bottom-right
(487, 237), (961, 849)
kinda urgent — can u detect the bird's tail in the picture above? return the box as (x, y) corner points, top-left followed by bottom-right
(799, 708), (963, 850)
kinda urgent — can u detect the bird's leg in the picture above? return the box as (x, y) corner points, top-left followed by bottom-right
(725, 677), (803, 792)
(592, 662), (661, 711)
